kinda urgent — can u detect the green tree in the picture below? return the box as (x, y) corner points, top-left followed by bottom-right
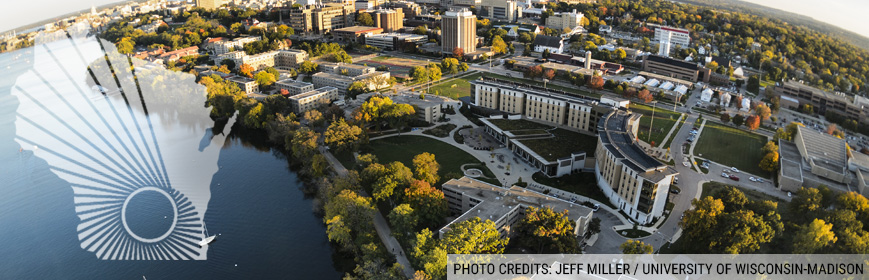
(412, 152), (440, 185)
(299, 60), (319, 74)
(793, 219), (837, 253)
(310, 154), (329, 178)
(303, 109), (325, 127)
(620, 240), (653, 254)
(357, 12), (375, 26)
(759, 151), (779, 173)
(681, 197), (725, 244)
(389, 204), (418, 238)
(713, 186), (749, 212)
(324, 118), (363, 153)
(291, 127), (320, 159)
(254, 71), (276, 88)
(720, 113), (731, 124)
(837, 192), (869, 224)
(372, 161), (414, 203)
(732, 114), (745, 127)
(440, 217), (508, 254)
(440, 57), (460, 75)
(410, 66), (429, 84)
(747, 75), (760, 93)
(383, 103), (415, 134)
(426, 63), (442, 82)
(514, 206), (580, 253)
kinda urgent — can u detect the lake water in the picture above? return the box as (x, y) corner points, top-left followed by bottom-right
(0, 42), (344, 278)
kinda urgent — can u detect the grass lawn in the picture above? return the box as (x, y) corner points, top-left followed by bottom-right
(630, 103), (681, 148)
(694, 122), (770, 178)
(518, 129), (598, 161)
(428, 72), (482, 99)
(486, 118), (554, 131)
(618, 229), (652, 238)
(661, 117), (686, 149)
(370, 55), (392, 62)
(358, 135), (494, 184)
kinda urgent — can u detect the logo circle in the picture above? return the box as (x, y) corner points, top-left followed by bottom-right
(121, 187), (179, 243)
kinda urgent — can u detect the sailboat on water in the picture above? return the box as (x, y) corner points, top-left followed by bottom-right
(199, 224), (216, 247)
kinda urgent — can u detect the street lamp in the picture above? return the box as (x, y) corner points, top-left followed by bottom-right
(648, 101), (658, 143)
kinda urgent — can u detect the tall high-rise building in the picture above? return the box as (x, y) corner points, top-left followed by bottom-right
(480, 0), (521, 22)
(290, 3), (355, 34)
(441, 8), (476, 54)
(658, 31), (671, 56)
(372, 8), (404, 32)
(653, 26), (690, 48)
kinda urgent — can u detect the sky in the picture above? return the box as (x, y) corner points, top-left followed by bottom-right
(0, 0), (867, 39)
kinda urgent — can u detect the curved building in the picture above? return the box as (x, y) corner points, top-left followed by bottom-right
(595, 109), (677, 224)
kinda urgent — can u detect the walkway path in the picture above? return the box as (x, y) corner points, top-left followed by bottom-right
(318, 146), (416, 278)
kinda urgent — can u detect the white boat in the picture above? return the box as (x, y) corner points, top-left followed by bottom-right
(198, 235), (216, 247)
(199, 224), (216, 247)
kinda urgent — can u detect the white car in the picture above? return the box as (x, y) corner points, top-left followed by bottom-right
(757, 178), (764, 183)
(722, 172), (729, 178)
(749, 177), (756, 182)
(683, 162), (690, 167)
(731, 167), (740, 173)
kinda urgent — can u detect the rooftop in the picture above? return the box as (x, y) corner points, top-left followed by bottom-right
(795, 125), (848, 173)
(485, 118), (555, 132)
(780, 80), (856, 105)
(598, 109), (677, 181)
(289, 86), (338, 100)
(533, 34), (563, 48)
(515, 128), (598, 162)
(334, 26), (384, 33)
(645, 55), (700, 71)
(276, 79), (313, 87)
(439, 176), (593, 234)
(778, 140), (803, 180)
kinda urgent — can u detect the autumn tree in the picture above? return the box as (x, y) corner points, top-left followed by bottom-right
(303, 109), (324, 127)
(543, 69), (556, 81)
(759, 151), (779, 173)
(363, 161), (413, 203)
(324, 118), (363, 153)
(793, 219), (837, 253)
(413, 153), (440, 185)
(239, 63), (255, 78)
(621, 240), (653, 254)
(452, 47), (464, 59)
(404, 180), (448, 229)
(761, 141), (778, 155)
(637, 88), (653, 103)
(290, 127), (320, 159)
(588, 75), (605, 91)
(440, 217), (508, 254)
(299, 61), (318, 74)
(324, 189), (377, 252)
(745, 115), (761, 130)
(491, 35), (507, 54)
(755, 103), (772, 120)
(513, 207), (580, 253)
(357, 12), (374, 26)
(440, 57), (460, 75)
(524, 65), (543, 79)
(680, 197), (725, 246)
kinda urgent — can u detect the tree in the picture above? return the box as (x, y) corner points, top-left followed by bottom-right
(357, 12), (374, 26)
(459, 62), (469, 72)
(310, 154), (329, 178)
(116, 38), (135, 54)
(410, 66), (429, 84)
(347, 81), (371, 98)
(759, 151), (779, 172)
(411, 229), (447, 279)
(254, 71), (276, 88)
(389, 204), (418, 238)
(620, 240), (653, 254)
(681, 197), (725, 244)
(291, 127), (320, 159)
(720, 113), (731, 124)
(440, 217), (508, 254)
(230, 22), (243, 34)
(426, 63), (442, 82)
(332, 50), (353, 63)
(452, 47), (464, 59)
(299, 61), (318, 74)
(793, 219), (837, 253)
(614, 48), (627, 61)
(514, 207), (579, 253)
(836, 192), (869, 224)
(324, 118), (363, 153)
(589, 75), (605, 91)
(440, 57), (460, 75)
(404, 180), (448, 229)
(637, 88), (653, 103)
(238, 63), (255, 78)
(745, 115), (761, 130)
(369, 161), (413, 203)
(303, 109), (324, 127)
(383, 103), (415, 134)
(524, 65), (543, 79)
(713, 210), (778, 254)
(542, 48), (551, 58)
(324, 189), (377, 248)
(414, 25), (428, 35)
(491, 35), (507, 54)
(755, 103), (772, 120)
(713, 186), (749, 212)
(761, 141), (778, 155)
(789, 187), (823, 218)
(732, 114), (745, 127)
(747, 75), (760, 93)
(543, 69), (556, 81)
(413, 153), (440, 185)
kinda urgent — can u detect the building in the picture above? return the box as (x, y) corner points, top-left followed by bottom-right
(275, 49), (309, 69)
(480, 0), (522, 22)
(595, 109), (677, 224)
(372, 8), (404, 32)
(642, 55), (714, 83)
(439, 176), (593, 240)
(196, 0), (227, 9)
(532, 35), (564, 54)
(363, 33), (427, 50)
(441, 8), (476, 54)
(312, 71), (391, 93)
(318, 62), (375, 76)
(288, 86), (340, 113)
(453, 0), (480, 6)
(778, 125), (851, 192)
(157, 46), (199, 63)
(206, 36), (259, 55)
(289, 3), (354, 34)
(653, 26), (690, 48)
(773, 80), (869, 125)
(545, 10), (583, 31)
(333, 26), (383, 43)
(228, 76), (259, 94)
(389, 1), (421, 17)
(391, 94), (443, 123)
(276, 79), (315, 96)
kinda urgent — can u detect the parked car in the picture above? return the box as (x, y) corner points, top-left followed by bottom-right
(731, 167), (740, 173)
(593, 204), (600, 212)
(757, 178), (764, 183)
(682, 162), (690, 167)
(722, 172), (729, 178)
(749, 177), (756, 182)
(729, 175), (740, 181)
(670, 188), (681, 194)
